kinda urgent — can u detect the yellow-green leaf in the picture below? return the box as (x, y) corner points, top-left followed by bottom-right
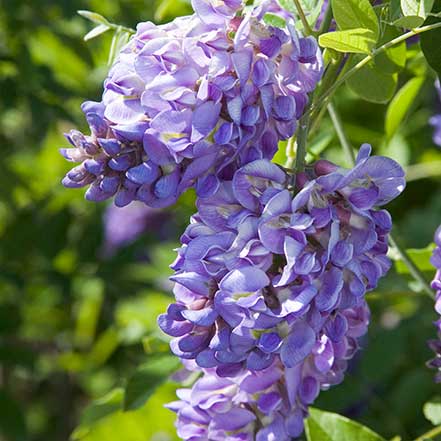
(319, 28), (376, 54)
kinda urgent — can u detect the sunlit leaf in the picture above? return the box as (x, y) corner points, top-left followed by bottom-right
(77, 383), (178, 441)
(424, 397), (441, 425)
(331, 0), (380, 38)
(305, 408), (386, 441)
(71, 388), (124, 440)
(319, 29), (377, 54)
(394, 0), (434, 27)
(393, 243), (436, 274)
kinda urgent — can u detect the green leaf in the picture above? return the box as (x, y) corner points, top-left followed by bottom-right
(424, 397), (441, 425)
(71, 389), (124, 440)
(77, 10), (110, 26)
(390, 0), (403, 21)
(331, 0), (380, 38)
(123, 355), (181, 411)
(401, 0), (434, 17)
(393, 15), (425, 27)
(305, 408), (386, 441)
(278, 0), (297, 14)
(346, 58), (397, 103)
(394, 0), (434, 27)
(375, 26), (407, 74)
(263, 12), (287, 28)
(421, 4), (441, 77)
(84, 24), (111, 41)
(319, 29), (377, 54)
(75, 383), (178, 441)
(393, 243), (436, 274)
(385, 76), (425, 139)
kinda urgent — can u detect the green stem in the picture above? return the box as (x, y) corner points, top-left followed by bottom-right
(328, 102), (434, 300)
(413, 425), (441, 441)
(327, 102), (355, 164)
(389, 235), (434, 299)
(318, 0), (333, 35)
(292, 0), (314, 36)
(311, 21), (441, 116)
(285, 136), (295, 169)
(109, 23), (135, 34)
(309, 54), (353, 133)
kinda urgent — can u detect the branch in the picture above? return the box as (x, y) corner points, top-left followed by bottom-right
(292, 0), (314, 36)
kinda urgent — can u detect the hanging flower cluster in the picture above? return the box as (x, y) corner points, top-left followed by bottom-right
(61, 0), (322, 207)
(427, 226), (441, 383)
(159, 145), (405, 437)
(59, 0), (410, 439)
(168, 300), (369, 441)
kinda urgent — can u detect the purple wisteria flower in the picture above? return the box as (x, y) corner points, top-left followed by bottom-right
(61, 0), (323, 207)
(167, 301), (370, 440)
(427, 225), (441, 383)
(430, 80), (441, 147)
(159, 145), (405, 376)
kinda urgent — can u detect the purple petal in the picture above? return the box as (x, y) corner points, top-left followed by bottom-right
(191, 101), (221, 143)
(315, 267), (343, 311)
(181, 307), (218, 326)
(211, 408), (256, 431)
(126, 162), (160, 185)
(280, 321), (316, 368)
(220, 266), (270, 293)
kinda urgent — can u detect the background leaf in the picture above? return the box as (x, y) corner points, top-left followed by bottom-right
(123, 355), (181, 411)
(385, 76), (425, 139)
(346, 59), (398, 103)
(421, 3), (441, 78)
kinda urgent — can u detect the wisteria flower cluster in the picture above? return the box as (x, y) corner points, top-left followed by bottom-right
(427, 226), (441, 383)
(59, 0), (413, 439)
(61, 0), (322, 207)
(159, 144), (405, 437)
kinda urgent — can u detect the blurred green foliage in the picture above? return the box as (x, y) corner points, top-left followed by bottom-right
(0, 0), (441, 440)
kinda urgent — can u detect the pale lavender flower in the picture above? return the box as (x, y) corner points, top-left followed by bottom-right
(61, 0), (323, 207)
(159, 147), (405, 375)
(427, 225), (441, 383)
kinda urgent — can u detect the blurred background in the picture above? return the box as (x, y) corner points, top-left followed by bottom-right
(0, 1), (441, 440)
